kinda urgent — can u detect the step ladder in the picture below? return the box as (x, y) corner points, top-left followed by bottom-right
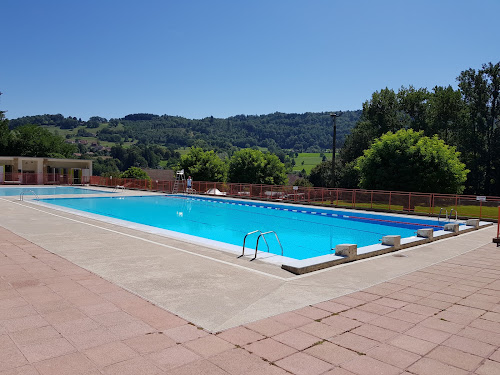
(172, 169), (186, 194)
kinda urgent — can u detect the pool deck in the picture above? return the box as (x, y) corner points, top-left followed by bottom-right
(1, 190), (499, 374)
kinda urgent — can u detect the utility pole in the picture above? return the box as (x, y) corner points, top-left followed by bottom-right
(330, 112), (341, 187)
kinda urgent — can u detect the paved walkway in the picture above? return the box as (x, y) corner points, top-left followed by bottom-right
(2, 227), (500, 374)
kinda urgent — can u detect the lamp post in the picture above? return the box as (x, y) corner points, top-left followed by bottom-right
(330, 112), (338, 187)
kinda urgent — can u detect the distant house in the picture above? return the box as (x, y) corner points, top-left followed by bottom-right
(0, 156), (92, 185)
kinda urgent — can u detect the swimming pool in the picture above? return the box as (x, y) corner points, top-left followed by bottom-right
(0, 186), (112, 196)
(37, 195), (451, 260)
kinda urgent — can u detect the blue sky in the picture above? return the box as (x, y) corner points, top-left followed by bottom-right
(2, 0), (499, 120)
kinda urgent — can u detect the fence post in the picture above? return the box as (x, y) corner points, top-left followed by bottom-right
(353, 190), (356, 208)
(371, 191), (373, 209)
(479, 200), (482, 220)
(336, 189), (339, 206)
(389, 191), (392, 211)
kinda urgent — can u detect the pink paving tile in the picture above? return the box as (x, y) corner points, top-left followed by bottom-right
(442, 334), (495, 357)
(446, 304), (486, 318)
(163, 324), (209, 343)
(434, 310), (476, 325)
(244, 338), (297, 362)
(0, 335), (29, 372)
(107, 319), (155, 340)
(293, 306), (332, 320)
(273, 328), (322, 350)
(475, 359), (500, 375)
(427, 292), (463, 303)
(101, 356), (163, 375)
(53, 317), (101, 335)
(216, 326), (265, 346)
(92, 310), (137, 326)
(10, 325), (61, 346)
(401, 303), (441, 316)
(386, 291), (422, 303)
(347, 292), (380, 302)
(312, 300), (351, 313)
(341, 355), (401, 375)
(372, 297), (408, 309)
(0, 297), (28, 311)
(64, 327), (119, 350)
(124, 332), (176, 354)
(42, 307), (87, 324)
(78, 302), (121, 316)
(321, 315), (362, 333)
(457, 326), (500, 346)
(329, 332), (379, 354)
(209, 348), (278, 375)
(165, 359), (233, 375)
(490, 347), (500, 362)
(406, 357), (469, 375)
(470, 317), (500, 334)
(481, 311), (500, 323)
(0, 364), (40, 375)
(84, 341), (138, 368)
(426, 345), (483, 371)
(378, 282), (408, 292)
(322, 367), (358, 375)
(34, 352), (97, 375)
(367, 343), (420, 369)
(330, 296), (366, 308)
(274, 351), (333, 375)
(413, 297), (452, 310)
(399, 287), (433, 298)
(2, 314), (49, 333)
(356, 302), (395, 315)
(362, 285), (399, 297)
(350, 324), (398, 342)
(270, 311), (314, 328)
(126, 304), (187, 331)
(419, 317), (464, 334)
(244, 318), (291, 337)
(387, 334), (438, 355)
(304, 341), (359, 365)
(405, 325), (452, 344)
(18, 337), (76, 363)
(0, 304), (38, 321)
(298, 321), (347, 340)
(368, 315), (414, 333)
(183, 335), (235, 358)
(340, 308), (379, 323)
(386, 309), (426, 324)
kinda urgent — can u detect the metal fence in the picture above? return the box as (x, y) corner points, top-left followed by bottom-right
(89, 176), (500, 221)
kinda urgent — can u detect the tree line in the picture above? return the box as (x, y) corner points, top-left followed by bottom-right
(308, 62), (499, 195)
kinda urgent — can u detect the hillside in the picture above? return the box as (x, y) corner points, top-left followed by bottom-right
(9, 111), (361, 153)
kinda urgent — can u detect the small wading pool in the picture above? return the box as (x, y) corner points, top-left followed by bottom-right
(36, 195), (459, 262)
(0, 186), (113, 196)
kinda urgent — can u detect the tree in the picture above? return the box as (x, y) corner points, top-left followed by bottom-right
(119, 166), (151, 180)
(179, 147), (226, 182)
(9, 124), (75, 157)
(228, 148), (287, 184)
(356, 129), (469, 194)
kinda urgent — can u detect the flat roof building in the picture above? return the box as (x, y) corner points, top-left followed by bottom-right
(0, 156), (92, 185)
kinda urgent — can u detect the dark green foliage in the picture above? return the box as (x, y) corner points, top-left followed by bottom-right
(178, 147), (226, 182)
(356, 129), (469, 194)
(119, 166), (151, 180)
(228, 149), (287, 185)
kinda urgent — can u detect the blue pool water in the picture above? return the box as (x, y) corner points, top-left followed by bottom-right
(0, 186), (112, 196)
(38, 195), (449, 260)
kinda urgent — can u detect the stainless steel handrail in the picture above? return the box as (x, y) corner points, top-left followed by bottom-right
(19, 190), (40, 201)
(438, 208), (448, 222)
(252, 231), (284, 260)
(449, 208), (458, 221)
(239, 230), (269, 257)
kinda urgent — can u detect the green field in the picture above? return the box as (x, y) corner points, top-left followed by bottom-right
(292, 153), (332, 174)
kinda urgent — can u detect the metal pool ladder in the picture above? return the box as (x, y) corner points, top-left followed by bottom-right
(19, 190), (40, 201)
(252, 231), (284, 261)
(449, 208), (458, 221)
(438, 208), (448, 222)
(239, 230), (269, 257)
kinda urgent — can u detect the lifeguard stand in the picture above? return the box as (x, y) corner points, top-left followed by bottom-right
(172, 169), (185, 193)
